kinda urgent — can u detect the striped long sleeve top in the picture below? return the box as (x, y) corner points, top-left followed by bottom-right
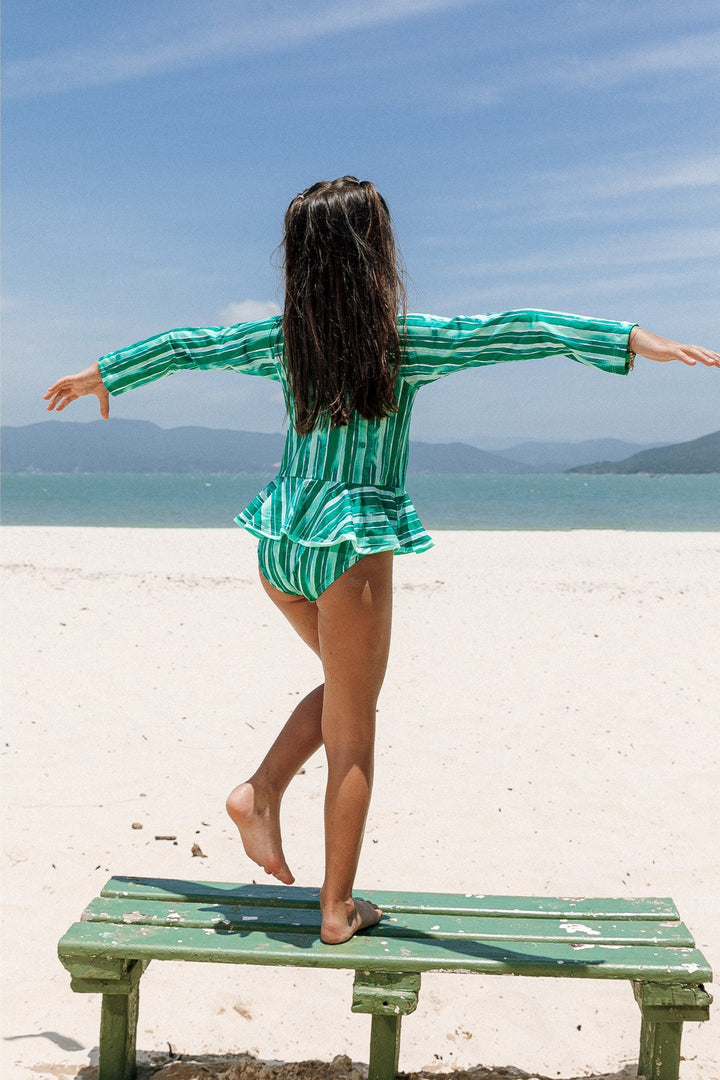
(98, 309), (635, 554)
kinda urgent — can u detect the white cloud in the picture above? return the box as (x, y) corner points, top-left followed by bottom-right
(439, 30), (718, 114)
(458, 228), (719, 278)
(418, 152), (719, 231)
(4, 0), (480, 98)
(542, 157), (719, 201)
(558, 32), (719, 87)
(218, 300), (282, 324)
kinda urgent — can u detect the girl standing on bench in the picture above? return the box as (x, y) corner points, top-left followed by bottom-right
(44, 176), (719, 943)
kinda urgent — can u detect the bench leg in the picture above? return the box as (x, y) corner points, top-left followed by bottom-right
(352, 971), (421, 1080)
(633, 980), (712, 1080)
(368, 1013), (402, 1080)
(98, 984), (140, 1080)
(638, 1017), (683, 1080)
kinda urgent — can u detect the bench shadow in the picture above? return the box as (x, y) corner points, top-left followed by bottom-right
(214, 919), (606, 968)
(110, 875), (322, 903)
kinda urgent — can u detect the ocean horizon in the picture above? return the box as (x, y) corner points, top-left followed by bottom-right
(2, 472), (718, 531)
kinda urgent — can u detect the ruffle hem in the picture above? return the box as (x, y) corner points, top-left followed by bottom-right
(235, 477), (434, 555)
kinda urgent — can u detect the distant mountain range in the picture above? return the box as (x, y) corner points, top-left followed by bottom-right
(2, 421), (287, 476)
(568, 430), (720, 474)
(2, 421), (718, 475)
(492, 437), (664, 471)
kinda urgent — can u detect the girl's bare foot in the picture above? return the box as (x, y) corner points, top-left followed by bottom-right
(320, 895), (382, 944)
(225, 782), (294, 885)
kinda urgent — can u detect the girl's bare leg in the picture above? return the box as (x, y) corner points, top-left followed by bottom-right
(316, 551), (393, 943)
(227, 553), (393, 944)
(226, 581), (323, 885)
(226, 684), (323, 884)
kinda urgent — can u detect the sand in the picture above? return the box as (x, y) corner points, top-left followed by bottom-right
(1, 527), (718, 1080)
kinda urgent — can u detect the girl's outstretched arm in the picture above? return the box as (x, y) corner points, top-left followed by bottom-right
(401, 310), (718, 385)
(44, 362), (110, 418)
(629, 327), (720, 368)
(44, 320), (282, 415)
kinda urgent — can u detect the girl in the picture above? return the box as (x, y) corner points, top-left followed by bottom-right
(44, 176), (719, 944)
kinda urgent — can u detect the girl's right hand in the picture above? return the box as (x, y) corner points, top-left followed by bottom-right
(44, 362), (110, 419)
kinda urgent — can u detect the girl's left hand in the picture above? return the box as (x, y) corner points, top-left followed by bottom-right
(629, 327), (720, 368)
(44, 362), (110, 419)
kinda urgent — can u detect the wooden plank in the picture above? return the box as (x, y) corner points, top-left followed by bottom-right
(57, 952), (131, 982)
(68, 959), (147, 995)
(634, 981), (713, 1021)
(79, 897), (695, 947)
(57, 920), (713, 981)
(352, 972), (421, 1016)
(635, 983), (713, 1009)
(99, 877), (680, 921)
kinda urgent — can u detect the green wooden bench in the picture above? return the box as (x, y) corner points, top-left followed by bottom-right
(58, 877), (712, 1080)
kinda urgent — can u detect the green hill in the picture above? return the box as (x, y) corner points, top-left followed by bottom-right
(568, 431), (719, 474)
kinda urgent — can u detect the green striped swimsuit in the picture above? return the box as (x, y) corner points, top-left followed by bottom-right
(98, 309), (634, 600)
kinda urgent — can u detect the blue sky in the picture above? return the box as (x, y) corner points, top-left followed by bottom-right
(3, 0), (718, 444)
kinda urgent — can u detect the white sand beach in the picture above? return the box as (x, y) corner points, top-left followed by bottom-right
(1, 527), (718, 1080)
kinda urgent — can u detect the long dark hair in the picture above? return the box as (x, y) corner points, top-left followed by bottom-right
(282, 176), (406, 434)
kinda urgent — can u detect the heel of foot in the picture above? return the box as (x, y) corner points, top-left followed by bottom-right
(225, 782), (295, 885)
(225, 783), (253, 825)
(320, 898), (382, 944)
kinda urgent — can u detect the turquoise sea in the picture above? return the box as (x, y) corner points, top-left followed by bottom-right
(1, 473), (718, 530)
